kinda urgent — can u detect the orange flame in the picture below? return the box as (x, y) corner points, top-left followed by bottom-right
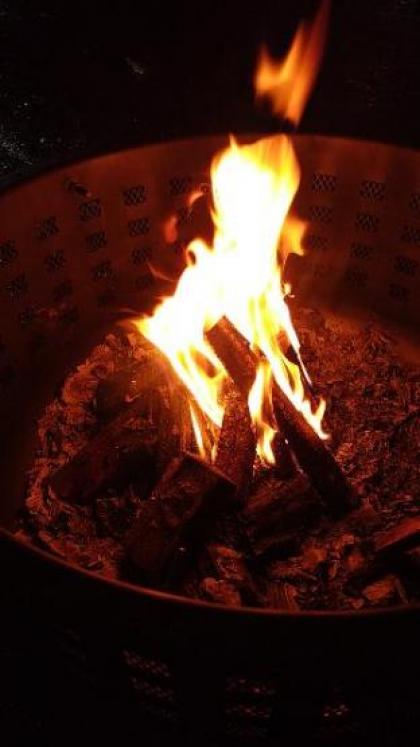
(189, 401), (206, 459)
(134, 1), (329, 463)
(248, 360), (276, 465)
(254, 0), (330, 125)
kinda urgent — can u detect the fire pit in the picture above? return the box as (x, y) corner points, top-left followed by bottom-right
(0, 1), (419, 739)
(0, 131), (419, 742)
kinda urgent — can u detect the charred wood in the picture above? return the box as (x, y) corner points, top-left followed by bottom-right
(49, 398), (158, 504)
(125, 453), (235, 585)
(242, 474), (321, 559)
(215, 384), (256, 501)
(207, 317), (356, 516)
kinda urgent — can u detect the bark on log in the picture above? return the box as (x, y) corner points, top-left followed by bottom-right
(215, 384), (256, 501)
(206, 317), (356, 517)
(49, 398), (158, 505)
(243, 474), (321, 559)
(125, 453), (235, 585)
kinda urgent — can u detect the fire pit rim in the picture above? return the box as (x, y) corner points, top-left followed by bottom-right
(0, 131), (417, 195)
(3, 525), (420, 620)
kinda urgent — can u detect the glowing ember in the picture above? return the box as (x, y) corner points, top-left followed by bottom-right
(135, 0), (330, 464)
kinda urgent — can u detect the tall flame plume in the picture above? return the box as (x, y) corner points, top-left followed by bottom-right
(135, 1), (330, 463)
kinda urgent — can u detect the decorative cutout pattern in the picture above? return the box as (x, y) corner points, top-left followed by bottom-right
(394, 255), (418, 276)
(360, 180), (386, 201)
(123, 185), (147, 206)
(311, 172), (337, 192)
(86, 231), (107, 252)
(401, 225), (420, 244)
(350, 242), (374, 260)
(35, 216), (58, 240)
(91, 260), (113, 281)
(79, 199), (102, 221)
(169, 176), (192, 196)
(128, 217), (150, 237)
(308, 205), (333, 224)
(45, 250), (66, 273)
(5, 273), (28, 300)
(131, 247), (150, 265)
(0, 240), (17, 269)
(355, 212), (379, 232)
(304, 234), (328, 251)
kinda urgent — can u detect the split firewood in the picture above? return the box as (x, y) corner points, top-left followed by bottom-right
(215, 384), (256, 501)
(49, 397), (159, 505)
(206, 317), (356, 517)
(125, 453), (235, 585)
(242, 474), (321, 559)
(374, 517), (420, 557)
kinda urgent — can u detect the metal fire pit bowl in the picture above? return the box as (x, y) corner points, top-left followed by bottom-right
(0, 134), (419, 744)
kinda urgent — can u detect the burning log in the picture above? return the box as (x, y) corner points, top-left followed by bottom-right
(206, 317), (355, 517)
(242, 474), (321, 559)
(49, 398), (158, 505)
(125, 453), (235, 585)
(215, 384), (256, 501)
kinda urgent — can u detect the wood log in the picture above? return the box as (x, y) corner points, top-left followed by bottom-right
(202, 543), (258, 604)
(125, 453), (235, 585)
(242, 474), (321, 559)
(271, 431), (296, 479)
(95, 349), (170, 420)
(95, 359), (156, 419)
(206, 317), (356, 517)
(49, 397), (158, 505)
(215, 384), (256, 501)
(374, 517), (420, 556)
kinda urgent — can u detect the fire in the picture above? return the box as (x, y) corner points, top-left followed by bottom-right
(254, 0), (331, 126)
(134, 1), (329, 464)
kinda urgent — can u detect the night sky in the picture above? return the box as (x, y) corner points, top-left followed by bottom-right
(0, 0), (418, 183)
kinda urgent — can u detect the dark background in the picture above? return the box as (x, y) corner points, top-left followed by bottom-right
(0, 0), (418, 185)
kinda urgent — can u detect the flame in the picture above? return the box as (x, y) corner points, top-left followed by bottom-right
(248, 360), (276, 465)
(134, 2), (329, 465)
(189, 401), (206, 459)
(254, 0), (330, 125)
